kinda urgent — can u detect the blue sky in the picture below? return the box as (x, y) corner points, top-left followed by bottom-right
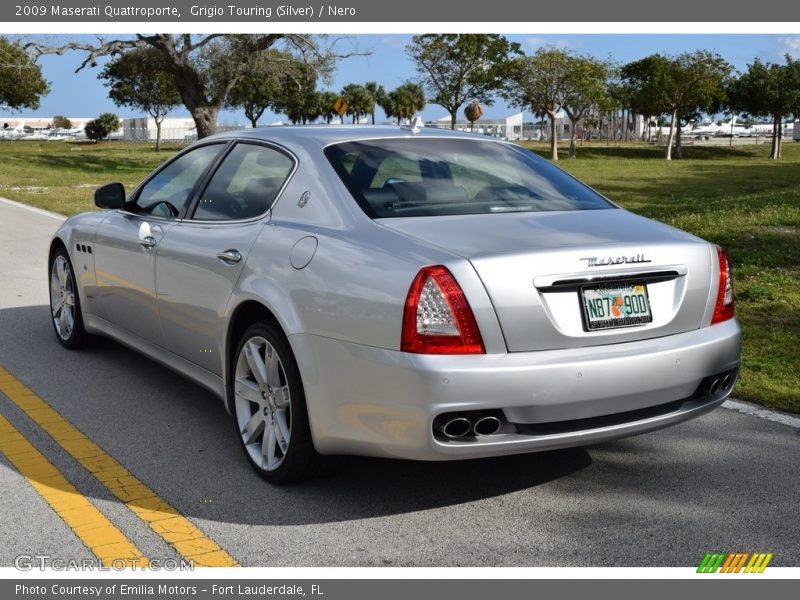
(12, 34), (800, 124)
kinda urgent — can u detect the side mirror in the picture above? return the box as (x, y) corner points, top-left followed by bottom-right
(94, 183), (126, 209)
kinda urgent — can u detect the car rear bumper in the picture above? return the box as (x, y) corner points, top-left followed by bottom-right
(291, 319), (741, 460)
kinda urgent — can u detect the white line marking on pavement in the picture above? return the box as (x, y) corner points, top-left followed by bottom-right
(0, 196), (66, 222)
(723, 400), (800, 430)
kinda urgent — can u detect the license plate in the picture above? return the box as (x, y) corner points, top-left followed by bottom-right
(580, 282), (653, 331)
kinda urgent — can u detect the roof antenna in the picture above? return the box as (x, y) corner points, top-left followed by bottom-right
(401, 116), (425, 134)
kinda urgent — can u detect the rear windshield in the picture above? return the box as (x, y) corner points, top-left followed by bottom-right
(324, 138), (614, 218)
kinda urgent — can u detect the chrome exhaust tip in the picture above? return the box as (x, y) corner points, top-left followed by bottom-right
(721, 374), (732, 390)
(472, 415), (502, 436)
(709, 378), (722, 396)
(437, 416), (471, 439)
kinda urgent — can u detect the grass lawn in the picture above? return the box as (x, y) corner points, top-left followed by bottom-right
(0, 141), (183, 216)
(1, 139), (798, 412)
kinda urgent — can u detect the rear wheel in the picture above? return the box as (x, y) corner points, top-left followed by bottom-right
(232, 321), (325, 483)
(49, 247), (90, 349)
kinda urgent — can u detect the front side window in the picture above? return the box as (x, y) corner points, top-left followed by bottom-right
(192, 142), (294, 221)
(135, 144), (224, 218)
(325, 138), (614, 218)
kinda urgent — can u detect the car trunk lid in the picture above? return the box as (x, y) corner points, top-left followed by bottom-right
(379, 209), (716, 351)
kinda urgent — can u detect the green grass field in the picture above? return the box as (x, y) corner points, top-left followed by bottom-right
(1, 139), (798, 412)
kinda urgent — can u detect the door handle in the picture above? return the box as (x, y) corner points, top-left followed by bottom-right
(216, 249), (242, 265)
(139, 236), (157, 249)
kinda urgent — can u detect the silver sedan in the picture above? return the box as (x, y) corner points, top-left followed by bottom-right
(48, 126), (741, 483)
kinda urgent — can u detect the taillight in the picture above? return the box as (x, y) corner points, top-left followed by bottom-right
(401, 266), (485, 354)
(711, 246), (735, 324)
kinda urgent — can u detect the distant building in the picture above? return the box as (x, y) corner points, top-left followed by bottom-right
(1, 117), (93, 131)
(427, 111), (646, 142)
(123, 117), (196, 142)
(429, 113), (525, 140)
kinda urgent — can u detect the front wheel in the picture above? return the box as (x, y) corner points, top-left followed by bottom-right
(232, 322), (325, 484)
(49, 247), (91, 349)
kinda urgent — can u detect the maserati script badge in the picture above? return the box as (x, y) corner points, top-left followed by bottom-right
(580, 253), (652, 267)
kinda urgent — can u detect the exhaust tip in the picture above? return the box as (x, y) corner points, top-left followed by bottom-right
(473, 415), (502, 436)
(721, 374), (732, 390)
(439, 417), (471, 439)
(709, 378), (722, 396)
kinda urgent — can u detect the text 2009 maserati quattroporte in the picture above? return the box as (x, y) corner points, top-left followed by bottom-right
(48, 125), (740, 482)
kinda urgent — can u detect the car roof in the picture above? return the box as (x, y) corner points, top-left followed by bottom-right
(203, 125), (502, 151)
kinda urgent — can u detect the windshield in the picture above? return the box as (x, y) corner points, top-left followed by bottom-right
(325, 138), (614, 218)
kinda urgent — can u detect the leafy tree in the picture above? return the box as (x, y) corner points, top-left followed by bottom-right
(0, 37), (49, 110)
(52, 115), (72, 129)
(562, 55), (609, 158)
(28, 35), (352, 138)
(727, 56), (800, 160)
(227, 49), (304, 129)
(503, 47), (574, 161)
(340, 83), (373, 124)
(84, 113), (120, 142)
(99, 48), (180, 151)
(380, 82), (426, 124)
(272, 63), (320, 124)
(407, 34), (520, 129)
(83, 119), (105, 142)
(620, 51), (731, 160)
(364, 82), (386, 124)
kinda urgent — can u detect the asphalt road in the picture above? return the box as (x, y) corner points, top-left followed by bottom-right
(0, 198), (798, 568)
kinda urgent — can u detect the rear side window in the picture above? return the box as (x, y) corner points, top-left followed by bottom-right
(193, 142), (294, 221)
(325, 138), (614, 218)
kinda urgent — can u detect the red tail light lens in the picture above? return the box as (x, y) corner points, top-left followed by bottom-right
(401, 266), (485, 354)
(711, 247), (735, 325)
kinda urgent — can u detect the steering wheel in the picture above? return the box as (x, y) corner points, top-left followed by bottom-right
(147, 200), (180, 218)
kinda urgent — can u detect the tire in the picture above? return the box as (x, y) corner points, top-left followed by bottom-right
(232, 321), (325, 484)
(49, 246), (91, 349)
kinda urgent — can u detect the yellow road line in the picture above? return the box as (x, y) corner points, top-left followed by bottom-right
(0, 415), (147, 567)
(0, 366), (238, 567)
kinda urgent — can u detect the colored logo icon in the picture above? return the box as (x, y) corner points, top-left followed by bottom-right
(697, 552), (773, 573)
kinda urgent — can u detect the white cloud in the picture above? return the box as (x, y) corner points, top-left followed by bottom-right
(779, 36), (800, 57)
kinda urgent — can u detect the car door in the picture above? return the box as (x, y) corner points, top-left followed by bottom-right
(155, 141), (295, 374)
(92, 142), (226, 346)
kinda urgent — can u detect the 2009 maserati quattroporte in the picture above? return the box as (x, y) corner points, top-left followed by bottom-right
(48, 125), (741, 482)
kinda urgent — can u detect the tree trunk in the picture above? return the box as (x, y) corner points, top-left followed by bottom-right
(675, 119), (683, 159)
(770, 115), (783, 160)
(770, 120), (779, 159)
(189, 106), (219, 139)
(155, 117), (162, 152)
(665, 110), (678, 160)
(449, 109), (457, 130)
(548, 110), (558, 161)
(568, 118), (578, 158)
(371, 112), (375, 125)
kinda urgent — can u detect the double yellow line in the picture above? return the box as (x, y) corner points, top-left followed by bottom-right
(0, 366), (238, 568)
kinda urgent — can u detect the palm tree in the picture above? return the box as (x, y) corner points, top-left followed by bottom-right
(386, 82), (426, 125)
(340, 83), (372, 124)
(364, 82), (386, 124)
(317, 90), (339, 124)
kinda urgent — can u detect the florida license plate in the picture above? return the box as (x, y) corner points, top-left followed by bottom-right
(581, 282), (653, 331)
